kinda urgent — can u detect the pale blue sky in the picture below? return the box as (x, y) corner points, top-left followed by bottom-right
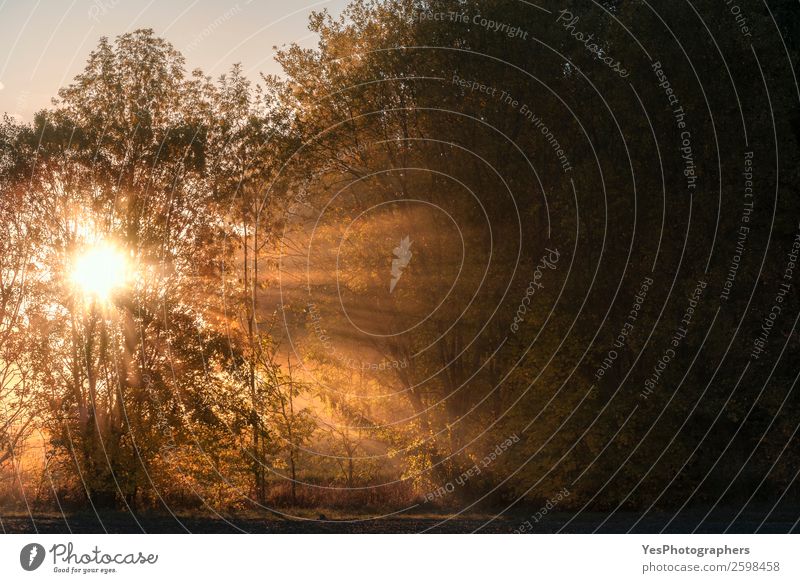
(0, 0), (350, 120)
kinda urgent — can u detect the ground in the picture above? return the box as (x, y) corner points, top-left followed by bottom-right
(1, 508), (796, 533)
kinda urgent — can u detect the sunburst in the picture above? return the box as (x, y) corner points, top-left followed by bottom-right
(70, 243), (129, 302)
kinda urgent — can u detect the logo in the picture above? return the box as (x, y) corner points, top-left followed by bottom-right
(20, 543), (46, 571)
(389, 236), (413, 293)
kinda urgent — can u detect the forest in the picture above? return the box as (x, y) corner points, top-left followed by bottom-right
(1, 0), (799, 532)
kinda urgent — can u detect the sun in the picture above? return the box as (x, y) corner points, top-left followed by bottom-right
(70, 243), (129, 302)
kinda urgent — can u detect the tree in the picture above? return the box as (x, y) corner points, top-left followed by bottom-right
(12, 30), (239, 508)
(0, 136), (36, 471)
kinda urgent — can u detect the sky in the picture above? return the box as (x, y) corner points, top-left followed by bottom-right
(0, 0), (350, 120)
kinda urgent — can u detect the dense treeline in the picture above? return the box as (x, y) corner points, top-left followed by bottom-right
(1, 0), (799, 518)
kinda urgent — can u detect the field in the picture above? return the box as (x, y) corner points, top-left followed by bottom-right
(2, 508), (796, 534)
